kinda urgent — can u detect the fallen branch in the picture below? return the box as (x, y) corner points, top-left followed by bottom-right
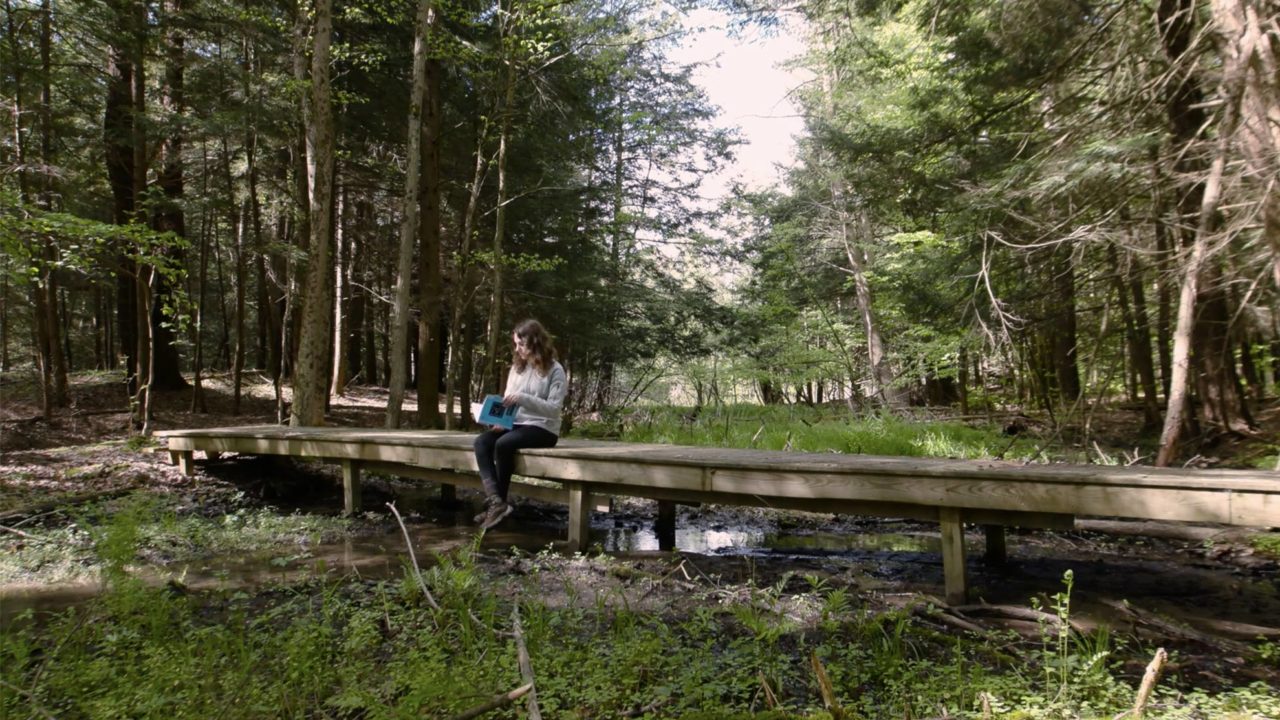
(1119, 647), (1167, 720)
(0, 524), (52, 543)
(904, 594), (991, 634)
(448, 683), (533, 720)
(386, 502), (441, 612)
(71, 408), (131, 418)
(511, 604), (542, 720)
(0, 489), (133, 525)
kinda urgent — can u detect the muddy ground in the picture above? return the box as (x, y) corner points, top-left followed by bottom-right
(2, 372), (1279, 693)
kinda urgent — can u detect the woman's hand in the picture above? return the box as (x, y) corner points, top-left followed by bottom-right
(502, 393), (522, 408)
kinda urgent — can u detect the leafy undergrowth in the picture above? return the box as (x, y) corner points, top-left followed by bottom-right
(0, 490), (355, 585)
(5, 529), (1278, 720)
(1253, 534), (1280, 560)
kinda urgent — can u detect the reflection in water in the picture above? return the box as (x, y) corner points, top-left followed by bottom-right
(598, 527), (766, 553)
(1, 502), (935, 624)
(596, 527), (938, 554)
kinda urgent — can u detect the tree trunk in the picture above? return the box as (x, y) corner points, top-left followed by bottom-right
(331, 187), (350, 397)
(1, 273), (9, 373)
(385, 0), (434, 428)
(240, 17), (265, 405)
(232, 196), (248, 414)
(38, 0), (67, 404)
(416, 43), (444, 430)
(104, 11), (139, 401)
(1156, 24), (1252, 463)
(148, 0), (189, 393)
(1211, 0), (1280, 291)
(1049, 244), (1081, 406)
(129, 0), (151, 431)
(1154, 0), (1261, 464)
(290, 0), (336, 427)
(1153, 216), (1174, 399)
(1117, 243), (1161, 428)
(445, 116), (490, 429)
(1239, 336), (1263, 401)
(6, 1), (42, 414)
(842, 209), (900, 408)
(347, 200), (371, 385)
(483, 5), (518, 395)
(38, 0), (52, 208)
(189, 202), (210, 413)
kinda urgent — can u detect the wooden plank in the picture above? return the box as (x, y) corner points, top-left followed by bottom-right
(360, 462), (611, 512)
(341, 460), (362, 516)
(708, 468), (1271, 526)
(1241, 493), (1280, 528)
(517, 455), (707, 491)
(566, 483), (591, 552)
(940, 508), (967, 604)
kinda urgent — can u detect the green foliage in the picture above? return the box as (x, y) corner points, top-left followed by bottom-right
(1251, 533), (1280, 560)
(5, 545), (1278, 718)
(0, 195), (195, 350)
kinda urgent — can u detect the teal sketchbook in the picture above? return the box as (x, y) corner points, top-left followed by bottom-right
(476, 394), (516, 429)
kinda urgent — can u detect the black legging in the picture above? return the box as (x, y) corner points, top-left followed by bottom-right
(473, 424), (559, 501)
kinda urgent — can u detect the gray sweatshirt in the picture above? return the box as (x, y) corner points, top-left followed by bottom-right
(505, 361), (567, 435)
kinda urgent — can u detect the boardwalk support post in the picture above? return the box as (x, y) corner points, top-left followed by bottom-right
(342, 460), (362, 515)
(939, 507), (967, 604)
(655, 500), (676, 551)
(170, 449), (194, 476)
(566, 482), (591, 552)
(984, 525), (1006, 564)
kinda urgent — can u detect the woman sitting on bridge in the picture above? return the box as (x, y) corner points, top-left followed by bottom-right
(473, 318), (567, 529)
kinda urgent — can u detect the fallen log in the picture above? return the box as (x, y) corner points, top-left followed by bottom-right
(1100, 599), (1255, 656)
(954, 603), (1090, 634)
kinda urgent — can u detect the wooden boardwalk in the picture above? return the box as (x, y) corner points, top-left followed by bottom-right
(156, 425), (1280, 603)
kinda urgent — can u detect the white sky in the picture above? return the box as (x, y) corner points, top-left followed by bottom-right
(670, 9), (808, 197)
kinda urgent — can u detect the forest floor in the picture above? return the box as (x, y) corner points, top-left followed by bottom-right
(2, 371), (1280, 709)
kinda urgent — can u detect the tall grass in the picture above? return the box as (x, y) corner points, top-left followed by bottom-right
(577, 403), (1037, 461)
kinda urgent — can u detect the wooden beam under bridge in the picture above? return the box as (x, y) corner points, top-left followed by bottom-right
(156, 425), (1280, 604)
